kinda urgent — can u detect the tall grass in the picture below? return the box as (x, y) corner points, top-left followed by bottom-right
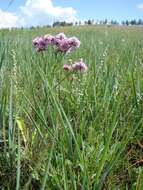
(0, 26), (143, 189)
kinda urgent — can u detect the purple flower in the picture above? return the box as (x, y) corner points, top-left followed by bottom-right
(63, 59), (88, 73)
(72, 59), (88, 73)
(54, 33), (80, 54)
(68, 37), (81, 48)
(55, 33), (67, 40)
(63, 64), (72, 72)
(44, 34), (55, 45)
(32, 33), (81, 54)
(33, 37), (47, 52)
(57, 39), (71, 53)
(53, 38), (62, 46)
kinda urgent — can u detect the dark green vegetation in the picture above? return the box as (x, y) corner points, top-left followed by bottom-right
(0, 26), (143, 189)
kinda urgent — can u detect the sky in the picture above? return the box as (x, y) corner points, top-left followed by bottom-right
(0, 0), (143, 28)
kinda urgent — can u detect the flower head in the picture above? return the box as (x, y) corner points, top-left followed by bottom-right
(55, 33), (67, 40)
(63, 64), (72, 72)
(72, 59), (88, 73)
(63, 59), (88, 73)
(54, 34), (80, 54)
(68, 37), (81, 48)
(44, 34), (55, 45)
(57, 39), (71, 53)
(33, 37), (47, 52)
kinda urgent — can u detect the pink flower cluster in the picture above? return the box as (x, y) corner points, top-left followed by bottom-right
(63, 59), (88, 73)
(33, 33), (80, 54)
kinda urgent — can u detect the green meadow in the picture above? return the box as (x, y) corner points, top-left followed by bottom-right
(0, 26), (143, 189)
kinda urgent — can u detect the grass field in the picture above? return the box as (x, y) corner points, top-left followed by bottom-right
(0, 26), (143, 189)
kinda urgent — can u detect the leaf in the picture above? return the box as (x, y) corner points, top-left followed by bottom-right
(16, 117), (27, 145)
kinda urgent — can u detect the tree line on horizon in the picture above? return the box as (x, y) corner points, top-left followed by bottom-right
(52, 19), (143, 27)
(30, 19), (143, 29)
(1, 19), (143, 31)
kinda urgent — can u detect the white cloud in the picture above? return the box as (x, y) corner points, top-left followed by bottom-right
(0, 0), (77, 28)
(137, 3), (143, 10)
(0, 9), (18, 28)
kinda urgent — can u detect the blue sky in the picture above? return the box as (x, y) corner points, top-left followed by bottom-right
(0, 0), (143, 28)
(55, 0), (143, 21)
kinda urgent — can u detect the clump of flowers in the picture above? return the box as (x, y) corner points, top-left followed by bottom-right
(32, 32), (88, 82)
(33, 33), (80, 54)
(63, 59), (88, 73)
